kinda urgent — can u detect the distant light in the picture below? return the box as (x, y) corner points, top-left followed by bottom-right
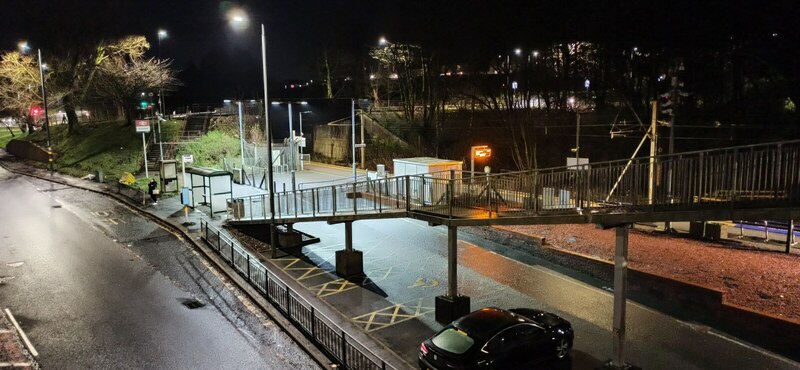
(271, 101), (280, 105)
(141, 92), (146, 97)
(632, 46), (638, 52)
(249, 99), (256, 103)
(772, 32), (778, 37)
(158, 29), (168, 39)
(514, 48), (522, 56)
(40, 63), (48, 71)
(511, 81), (518, 90)
(568, 97), (576, 106)
(290, 84), (295, 89)
(532, 50), (539, 57)
(584, 79), (590, 89)
(369, 74), (376, 80)
(378, 36), (388, 46)
(223, 99), (231, 103)
(390, 73), (398, 79)
(17, 41), (30, 53)
(299, 101), (308, 105)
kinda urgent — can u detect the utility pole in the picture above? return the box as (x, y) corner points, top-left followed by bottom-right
(351, 99), (357, 182)
(37, 49), (52, 172)
(648, 100), (658, 205)
(360, 110), (365, 169)
(574, 112), (580, 166)
(665, 76), (678, 232)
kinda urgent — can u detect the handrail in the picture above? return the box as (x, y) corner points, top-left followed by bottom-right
(228, 140), (800, 224)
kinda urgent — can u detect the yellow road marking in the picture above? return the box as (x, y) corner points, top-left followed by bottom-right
(351, 298), (435, 332)
(408, 277), (439, 289)
(311, 278), (359, 297)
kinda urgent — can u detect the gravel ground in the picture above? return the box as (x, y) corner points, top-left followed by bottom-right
(498, 224), (800, 322)
(0, 313), (38, 369)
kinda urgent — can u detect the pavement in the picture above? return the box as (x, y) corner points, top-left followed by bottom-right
(2, 155), (798, 370)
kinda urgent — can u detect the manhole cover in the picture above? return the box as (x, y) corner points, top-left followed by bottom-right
(180, 298), (205, 309)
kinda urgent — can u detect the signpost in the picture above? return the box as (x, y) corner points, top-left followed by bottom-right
(181, 154), (194, 225)
(136, 120), (151, 178)
(470, 145), (492, 182)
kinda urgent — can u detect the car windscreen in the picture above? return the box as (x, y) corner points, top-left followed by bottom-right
(431, 328), (475, 355)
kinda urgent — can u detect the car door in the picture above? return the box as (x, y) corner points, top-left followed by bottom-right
(515, 323), (549, 366)
(481, 325), (531, 369)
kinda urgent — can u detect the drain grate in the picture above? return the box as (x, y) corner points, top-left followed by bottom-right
(179, 298), (206, 309)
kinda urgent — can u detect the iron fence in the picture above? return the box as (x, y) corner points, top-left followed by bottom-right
(200, 219), (394, 370)
(231, 140), (800, 222)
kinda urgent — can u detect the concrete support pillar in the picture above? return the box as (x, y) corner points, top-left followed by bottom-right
(435, 225), (470, 323)
(604, 225), (633, 369)
(336, 221), (363, 279)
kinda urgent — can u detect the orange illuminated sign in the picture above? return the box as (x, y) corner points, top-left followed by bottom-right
(472, 145), (491, 159)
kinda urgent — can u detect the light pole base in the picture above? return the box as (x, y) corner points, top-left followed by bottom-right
(335, 250), (363, 279)
(435, 295), (470, 324)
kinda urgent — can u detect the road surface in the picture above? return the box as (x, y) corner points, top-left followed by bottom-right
(0, 166), (319, 369)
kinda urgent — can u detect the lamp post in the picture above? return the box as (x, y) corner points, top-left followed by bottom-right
(37, 48), (53, 172)
(228, 9), (275, 257)
(157, 29), (167, 116)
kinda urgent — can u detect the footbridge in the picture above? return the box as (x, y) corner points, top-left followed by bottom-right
(225, 140), (799, 368)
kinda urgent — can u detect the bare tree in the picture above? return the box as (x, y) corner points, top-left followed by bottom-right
(91, 36), (179, 124)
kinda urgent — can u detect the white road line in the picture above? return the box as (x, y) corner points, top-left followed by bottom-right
(0, 362), (31, 367)
(707, 330), (797, 365)
(3, 309), (38, 357)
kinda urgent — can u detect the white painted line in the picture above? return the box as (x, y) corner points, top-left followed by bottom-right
(3, 309), (38, 357)
(708, 330), (796, 365)
(0, 362), (31, 367)
(0, 329), (11, 334)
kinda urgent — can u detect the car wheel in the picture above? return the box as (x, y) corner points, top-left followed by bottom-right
(554, 337), (570, 359)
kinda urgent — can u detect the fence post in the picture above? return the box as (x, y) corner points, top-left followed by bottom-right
(246, 254), (251, 281)
(286, 286), (291, 318)
(332, 186), (337, 215)
(341, 330), (347, 366)
(405, 176), (411, 212)
(217, 230), (221, 250)
(311, 307), (316, 338)
(353, 182), (358, 214)
(378, 179), (383, 213)
(230, 241), (235, 263)
(312, 188), (316, 217)
(449, 170), (455, 218)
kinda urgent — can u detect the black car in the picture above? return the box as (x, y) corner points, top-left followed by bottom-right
(419, 307), (574, 370)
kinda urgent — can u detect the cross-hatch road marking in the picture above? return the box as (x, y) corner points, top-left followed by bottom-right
(351, 298), (435, 332)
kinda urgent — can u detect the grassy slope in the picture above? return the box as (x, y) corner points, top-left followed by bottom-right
(10, 120), (239, 190)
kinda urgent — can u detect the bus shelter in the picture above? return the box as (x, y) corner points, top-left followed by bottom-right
(186, 167), (233, 214)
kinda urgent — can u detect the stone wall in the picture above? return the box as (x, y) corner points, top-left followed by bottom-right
(313, 124), (350, 161)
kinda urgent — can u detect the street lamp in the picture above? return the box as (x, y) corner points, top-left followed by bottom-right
(17, 41), (30, 53)
(378, 36), (388, 46)
(36, 47), (52, 171)
(227, 8), (275, 256)
(157, 29), (168, 117)
(298, 110), (311, 170)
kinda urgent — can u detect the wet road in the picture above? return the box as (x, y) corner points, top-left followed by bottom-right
(0, 167), (319, 369)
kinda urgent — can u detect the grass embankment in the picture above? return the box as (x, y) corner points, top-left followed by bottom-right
(10, 119), (240, 191)
(175, 130), (240, 168)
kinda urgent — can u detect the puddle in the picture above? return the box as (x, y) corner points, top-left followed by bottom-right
(179, 298), (206, 309)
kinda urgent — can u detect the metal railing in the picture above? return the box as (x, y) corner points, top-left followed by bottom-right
(200, 219), (395, 370)
(231, 140), (800, 222)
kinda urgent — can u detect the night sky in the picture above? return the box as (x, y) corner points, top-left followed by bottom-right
(3, 0), (797, 101)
